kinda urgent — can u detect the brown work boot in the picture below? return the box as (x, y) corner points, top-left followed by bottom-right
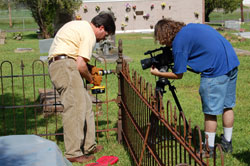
(87, 145), (103, 154)
(67, 155), (95, 163)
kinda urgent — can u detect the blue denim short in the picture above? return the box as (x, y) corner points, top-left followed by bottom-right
(199, 67), (238, 115)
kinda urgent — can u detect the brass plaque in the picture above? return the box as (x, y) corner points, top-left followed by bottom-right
(135, 11), (144, 15)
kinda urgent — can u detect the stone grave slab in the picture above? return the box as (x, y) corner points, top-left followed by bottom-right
(38, 89), (63, 117)
(0, 31), (6, 45)
(14, 48), (34, 53)
(235, 32), (250, 39)
(234, 48), (250, 56)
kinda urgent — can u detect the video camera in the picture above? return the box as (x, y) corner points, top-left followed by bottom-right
(141, 46), (174, 72)
(141, 46), (174, 95)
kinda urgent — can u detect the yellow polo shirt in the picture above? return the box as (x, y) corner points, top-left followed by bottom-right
(48, 20), (96, 61)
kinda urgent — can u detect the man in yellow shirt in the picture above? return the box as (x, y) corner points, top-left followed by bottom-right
(48, 13), (116, 163)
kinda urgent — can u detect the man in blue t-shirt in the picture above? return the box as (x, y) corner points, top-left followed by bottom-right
(151, 19), (239, 157)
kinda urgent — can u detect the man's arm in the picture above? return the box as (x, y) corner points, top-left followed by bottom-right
(150, 67), (183, 79)
(76, 56), (93, 83)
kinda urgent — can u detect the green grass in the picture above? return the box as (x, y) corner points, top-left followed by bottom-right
(210, 9), (242, 22)
(1, 31), (250, 166)
(0, 9), (37, 31)
(209, 6), (250, 21)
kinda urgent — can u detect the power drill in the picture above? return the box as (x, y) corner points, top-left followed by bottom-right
(90, 66), (114, 94)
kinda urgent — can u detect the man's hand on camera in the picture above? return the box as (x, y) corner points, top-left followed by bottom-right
(150, 66), (183, 79)
(150, 66), (161, 76)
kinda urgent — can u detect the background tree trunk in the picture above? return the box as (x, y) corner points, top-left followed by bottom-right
(241, 0), (244, 22)
(8, 0), (12, 27)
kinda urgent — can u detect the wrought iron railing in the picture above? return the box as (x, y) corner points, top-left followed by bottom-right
(0, 59), (116, 141)
(116, 39), (224, 166)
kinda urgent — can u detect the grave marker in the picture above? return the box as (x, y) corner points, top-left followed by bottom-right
(0, 30), (6, 45)
(39, 38), (54, 53)
(225, 20), (240, 31)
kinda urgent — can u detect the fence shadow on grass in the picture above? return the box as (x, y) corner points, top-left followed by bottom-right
(0, 92), (62, 137)
(23, 33), (38, 40)
(0, 60), (63, 139)
(233, 150), (250, 165)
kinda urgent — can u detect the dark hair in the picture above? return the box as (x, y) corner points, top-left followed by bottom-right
(154, 19), (185, 46)
(91, 13), (116, 35)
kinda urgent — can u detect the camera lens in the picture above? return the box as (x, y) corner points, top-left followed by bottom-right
(141, 58), (152, 70)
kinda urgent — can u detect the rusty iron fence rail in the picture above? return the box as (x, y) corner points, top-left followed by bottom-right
(116, 39), (224, 166)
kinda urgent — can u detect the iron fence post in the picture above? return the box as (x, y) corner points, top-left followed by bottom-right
(116, 39), (123, 143)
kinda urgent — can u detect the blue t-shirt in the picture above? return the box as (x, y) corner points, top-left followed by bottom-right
(172, 23), (240, 77)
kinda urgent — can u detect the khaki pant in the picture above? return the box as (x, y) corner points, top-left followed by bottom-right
(48, 59), (96, 158)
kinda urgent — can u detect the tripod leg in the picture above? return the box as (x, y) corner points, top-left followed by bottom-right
(167, 80), (189, 129)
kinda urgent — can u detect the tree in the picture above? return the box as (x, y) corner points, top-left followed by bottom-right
(8, 0), (12, 27)
(19, 0), (82, 38)
(241, 0), (244, 22)
(205, 0), (242, 22)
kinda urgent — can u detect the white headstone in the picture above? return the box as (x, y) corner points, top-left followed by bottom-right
(39, 56), (48, 62)
(225, 21), (240, 31)
(39, 38), (54, 53)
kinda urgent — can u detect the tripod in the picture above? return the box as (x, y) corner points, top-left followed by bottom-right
(148, 77), (189, 144)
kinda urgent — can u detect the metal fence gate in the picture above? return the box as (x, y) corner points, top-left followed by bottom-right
(0, 59), (117, 141)
(0, 60), (59, 138)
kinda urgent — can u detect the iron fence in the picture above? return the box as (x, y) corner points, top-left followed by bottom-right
(116, 39), (224, 166)
(0, 60), (57, 138)
(0, 59), (117, 141)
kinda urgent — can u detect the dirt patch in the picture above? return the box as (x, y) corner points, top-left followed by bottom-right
(141, 37), (153, 39)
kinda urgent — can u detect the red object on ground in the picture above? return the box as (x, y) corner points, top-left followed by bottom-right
(85, 156), (119, 166)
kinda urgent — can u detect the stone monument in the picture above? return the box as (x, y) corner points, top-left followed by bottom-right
(39, 38), (54, 62)
(0, 29), (6, 45)
(93, 35), (132, 63)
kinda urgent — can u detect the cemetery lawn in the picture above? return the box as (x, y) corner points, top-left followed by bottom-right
(0, 29), (250, 166)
